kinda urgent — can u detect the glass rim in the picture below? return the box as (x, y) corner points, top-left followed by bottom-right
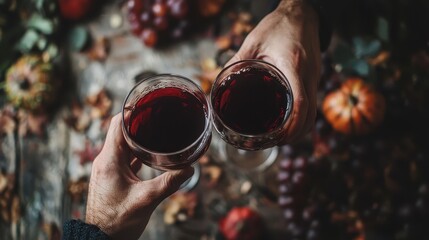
(122, 73), (212, 156)
(209, 59), (294, 139)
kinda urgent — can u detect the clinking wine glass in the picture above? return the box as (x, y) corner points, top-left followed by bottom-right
(122, 74), (212, 190)
(210, 60), (293, 172)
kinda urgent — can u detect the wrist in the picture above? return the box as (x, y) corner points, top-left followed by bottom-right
(277, 0), (331, 52)
(276, 0), (317, 23)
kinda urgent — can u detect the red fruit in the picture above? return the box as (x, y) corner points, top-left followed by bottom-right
(140, 28), (158, 47)
(140, 11), (152, 25)
(219, 207), (263, 240)
(127, 0), (143, 14)
(130, 21), (143, 36)
(128, 13), (143, 35)
(293, 156), (307, 170)
(152, 3), (168, 17)
(169, 0), (188, 19)
(278, 196), (294, 208)
(58, 0), (93, 21)
(279, 158), (293, 171)
(153, 16), (168, 30)
(283, 208), (295, 221)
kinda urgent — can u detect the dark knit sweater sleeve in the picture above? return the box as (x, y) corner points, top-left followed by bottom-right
(62, 220), (110, 240)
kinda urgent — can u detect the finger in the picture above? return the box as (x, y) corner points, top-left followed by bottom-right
(300, 45), (321, 137)
(96, 113), (133, 165)
(273, 51), (309, 144)
(139, 167), (194, 204)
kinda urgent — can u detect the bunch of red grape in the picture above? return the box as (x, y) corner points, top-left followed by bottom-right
(126, 0), (193, 47)
(277, 146), (327, 239)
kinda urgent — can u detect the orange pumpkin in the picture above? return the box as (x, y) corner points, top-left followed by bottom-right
(322, 77), (385, 135)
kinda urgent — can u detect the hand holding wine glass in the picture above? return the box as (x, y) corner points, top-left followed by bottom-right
(226, 0), (321, 143)
(84, 114), (194, 240)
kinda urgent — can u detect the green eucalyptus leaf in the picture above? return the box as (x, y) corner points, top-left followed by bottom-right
(332, 41), (355, 65)
(37, 36), (47, 50)
(67, 26), (89, 52)
(46, 44), (58, 58)
(16, 29), (39, 52)
(27, 14), (54, 34)
(35, 0), (44, 10)
(376, 17), (389, 42)
(345, 59), (370, 76)
(353, 37), (381, 58)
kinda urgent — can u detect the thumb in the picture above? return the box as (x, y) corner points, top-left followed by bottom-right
(140, 167), (194, 204)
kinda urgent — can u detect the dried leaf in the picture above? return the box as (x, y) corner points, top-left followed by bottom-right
(74, 140), (101, 165)
(64, 100), (91, 132)
(197, 0), (225, 17)
(231, 21), (247, 36)
(368, 51), (390, 66)
(196, 58), (222, 94)
(201, 58), (217, 72)
(68, 177), (89, 203)
(163, 192), (198, 224)
(0, 172), (7, 193)
(215, 36), (232, 50)
(86, 89), (112, 119)
(18, 111), (49, 137)
(238, 12), (252, 23)
(0, 172), (18, 223)
(199, 154), (210, 165)
(27, 113), (48, 136)
(0, 109), (15, 135)
(42, 222), (61, 240)
(86, 37), (110, 62)
(10, 195), (21, 223)
(202, 165), (222, 187)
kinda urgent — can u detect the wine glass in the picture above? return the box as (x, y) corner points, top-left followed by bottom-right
(210, 60), (293, 172)
(122, 74), (212, 189)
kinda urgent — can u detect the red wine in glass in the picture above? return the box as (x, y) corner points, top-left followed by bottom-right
(129, 87), (206, 152)
(211, 60), (293, 151)
(213, 67), (289, 135)
(122, 74), (212, 171)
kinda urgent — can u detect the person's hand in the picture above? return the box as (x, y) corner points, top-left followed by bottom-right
(227, 0), (321, 143)
(85, 114), (194, 239)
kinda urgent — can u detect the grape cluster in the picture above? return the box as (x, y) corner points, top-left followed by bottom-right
(126, 0), (193, 47)
(277, 146), (325, 239)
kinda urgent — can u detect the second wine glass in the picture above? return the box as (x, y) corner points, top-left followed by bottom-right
(210, 60), (293, 171)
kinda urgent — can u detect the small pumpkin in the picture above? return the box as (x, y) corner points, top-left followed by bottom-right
(5, 55), (56, 112)
(219, 207), (264, 240)
(322, 77), (385, 135)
